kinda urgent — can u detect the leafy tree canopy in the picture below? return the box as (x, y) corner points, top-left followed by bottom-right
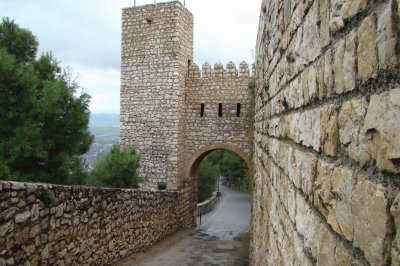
(0, 18), (93, 184)
(0, 18), (38, 63)
(87, 145), (142, 189)
(197, 149), (248, 201)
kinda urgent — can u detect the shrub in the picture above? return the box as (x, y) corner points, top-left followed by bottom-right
(87, 145), (142, 188)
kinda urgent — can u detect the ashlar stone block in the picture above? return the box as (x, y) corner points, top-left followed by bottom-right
(287, 147), (317, 196)
(320, 104), (338, 156)
(295, 193), (322, 258)
(342, 0), (367, 20)
(333, 30), (356, 95)
(391, 193), (400, 266)
(376, 0), (398, 69)
(334, 242), (353, 265)
(339, 88), (400, 174)
(316, 226), (354, 265)
(298, 0), (322, 64)
(314, 161), (355, 241)
(352, 178), (390, 266)
(316, 226), (337, 265)
(324, 49), (334, 97)
(286, 105), (338, 156)
(358, 15), (378, 80)
(320, 0), (331, 48)
(364, 88), (400, 174)
(338, 97), (370, 163)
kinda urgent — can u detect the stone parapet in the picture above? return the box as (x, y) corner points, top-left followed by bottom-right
(0, 181), (194, 265)
(196, 191), (220, 216)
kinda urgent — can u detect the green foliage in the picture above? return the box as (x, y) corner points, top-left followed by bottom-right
(42, 190), (56, 207)
(206, 150), (224, 166)
(218, 150), (248, 192)
(197, 155), (220, 202)
(220, 151), (246, 180)
(87, 145), (142, 189)
(0, 18), (38, 63)
(0, 18), (93, 184)
(197, 150), (248, 200)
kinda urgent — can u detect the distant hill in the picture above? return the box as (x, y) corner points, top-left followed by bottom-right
(89, 113), (119, 127)
(89, 113), (120, 144)
(85, 114), (120, 168)
(90, 126), (119, 144)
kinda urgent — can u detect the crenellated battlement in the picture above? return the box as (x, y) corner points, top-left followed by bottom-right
(187, 61), (252, 79)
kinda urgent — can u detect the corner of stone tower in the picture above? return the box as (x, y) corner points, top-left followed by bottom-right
(120, 1), (194, 190)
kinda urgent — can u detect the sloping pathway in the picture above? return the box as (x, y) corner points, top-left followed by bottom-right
(115, 185), (251, 266)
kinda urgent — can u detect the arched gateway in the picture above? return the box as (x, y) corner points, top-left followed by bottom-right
(120, 1), (252, 192)
(186, 144), (250, 179)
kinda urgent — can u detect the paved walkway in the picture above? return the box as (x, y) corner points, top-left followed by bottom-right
(115, 185), (251, 266)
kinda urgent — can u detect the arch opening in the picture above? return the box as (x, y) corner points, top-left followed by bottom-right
(185, 144), (250, 203)
(186, 144), (250, 180)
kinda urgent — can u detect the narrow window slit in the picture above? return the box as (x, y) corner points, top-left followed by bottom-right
(187, 59), (191, 76)
(236, 103), (241, 117)
(218, 103), (222, 117)
(200, 103), (204, 117)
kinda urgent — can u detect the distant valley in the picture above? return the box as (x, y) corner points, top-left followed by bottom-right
(83, 114), (120, 168)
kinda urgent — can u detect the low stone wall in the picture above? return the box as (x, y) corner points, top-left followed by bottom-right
(0, 181), (194, 265)
(196, 191), (221, 216)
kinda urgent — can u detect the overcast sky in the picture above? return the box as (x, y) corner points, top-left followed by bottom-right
(0, 0), (261, 114)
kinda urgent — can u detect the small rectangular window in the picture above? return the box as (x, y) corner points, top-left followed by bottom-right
(218, 103), (222, 117)
(200, 103), (204, 117)
(187, 59), (191, 76)
(236, 103), (241, 117)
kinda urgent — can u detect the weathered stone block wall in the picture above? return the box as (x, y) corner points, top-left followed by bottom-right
(0, 181), (194, 265)
(184, 62), (251, 171)
(251, 0), (400, 265)
(120, 1), (193, 190)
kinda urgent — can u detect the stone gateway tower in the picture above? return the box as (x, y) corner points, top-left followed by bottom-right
(121, 1), (251, 190)
(121, 2), (194, 190)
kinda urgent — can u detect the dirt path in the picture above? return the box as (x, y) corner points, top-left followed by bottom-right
(114, 185), (251, 266)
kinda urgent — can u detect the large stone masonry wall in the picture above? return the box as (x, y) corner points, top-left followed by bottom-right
(184, 62), (251, 172)
(251, 0), (400, 265)
(0, 181), (194, 265)
(120, 1), (193, 190)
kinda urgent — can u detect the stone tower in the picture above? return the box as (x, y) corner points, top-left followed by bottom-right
(120, 1), (193, 190)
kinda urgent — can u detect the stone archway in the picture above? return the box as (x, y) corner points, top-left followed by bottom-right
(185, 143), (250, 180)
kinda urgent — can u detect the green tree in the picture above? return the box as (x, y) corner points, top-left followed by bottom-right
(196, 149), (247, 197)
(220, 151), (246, 180)
(0, 18), (93, 184)
(0, 18), (38, 63)
(197, 157), (219, 202)
(87, 145), (142, 188)
(206, 150), (224, 166)
(220, 150), (247, 191)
